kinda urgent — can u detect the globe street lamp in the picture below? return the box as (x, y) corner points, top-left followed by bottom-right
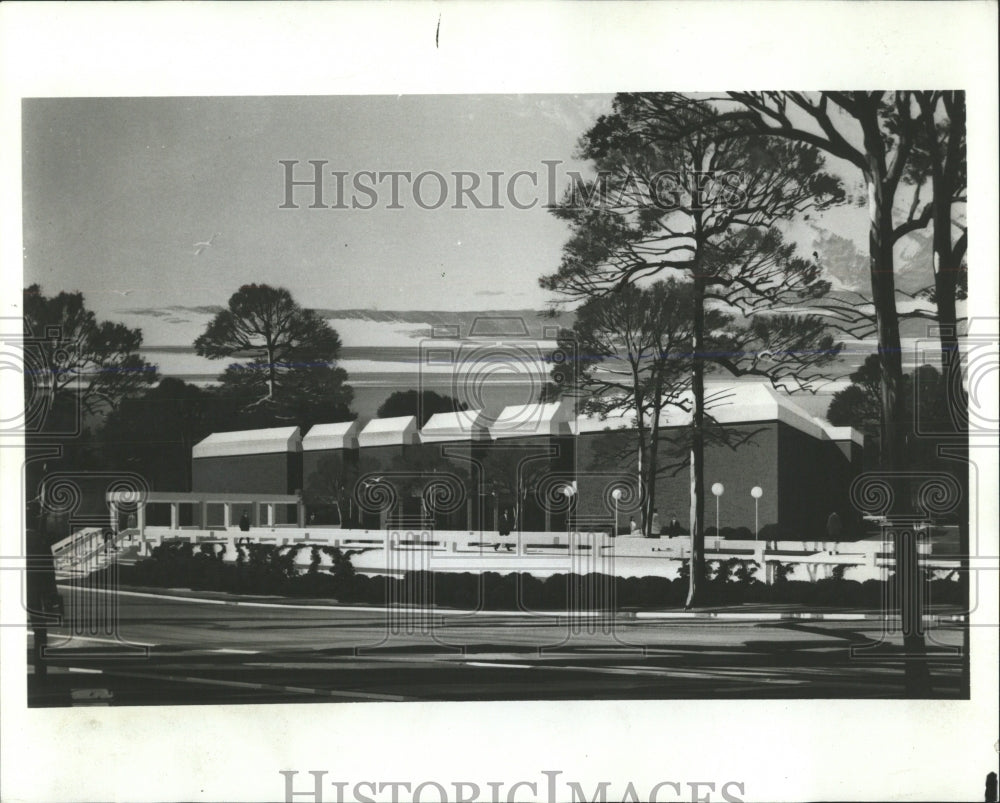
(611, 488), (622, 536)
(750, 486), (763, 541)
(562, 485), (576, 536)
(711, 482), (724, 542)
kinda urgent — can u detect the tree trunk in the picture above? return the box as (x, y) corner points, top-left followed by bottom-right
(266, 345), (276, 399)
(928, 128), (970, 695)
(868, 178), (906, 472)
(685, 272), (706, 608)
(646, 406), (661, 538)
(869, 172), (931, 696)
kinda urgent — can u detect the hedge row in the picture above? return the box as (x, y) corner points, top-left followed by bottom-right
(88, 542), (966, 610)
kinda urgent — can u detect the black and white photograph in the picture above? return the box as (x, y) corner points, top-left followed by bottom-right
(1, 3), (997, 802)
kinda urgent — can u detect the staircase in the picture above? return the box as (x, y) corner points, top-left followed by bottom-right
(51, 528), (137, 579)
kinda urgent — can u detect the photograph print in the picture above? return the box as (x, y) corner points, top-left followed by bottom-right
(18, 90), (978, 709)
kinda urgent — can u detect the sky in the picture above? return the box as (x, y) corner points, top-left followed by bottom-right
(22, 94), (893, 319)
(23, 95), (617, 316)
(20, 93), (950, 419)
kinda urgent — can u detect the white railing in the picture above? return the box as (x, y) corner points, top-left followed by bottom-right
(132, 526), (959, 582)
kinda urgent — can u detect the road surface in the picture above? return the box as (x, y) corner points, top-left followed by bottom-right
(27, 586), (968, 706)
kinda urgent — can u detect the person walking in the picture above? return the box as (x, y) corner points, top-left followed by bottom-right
(238, 509), (251, 548)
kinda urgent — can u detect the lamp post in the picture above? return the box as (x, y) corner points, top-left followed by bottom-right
(711, 482), (724, 543)
(562, 485), (576, 536)
(611, 488), (622, 536)
(750, 486), (763, 541)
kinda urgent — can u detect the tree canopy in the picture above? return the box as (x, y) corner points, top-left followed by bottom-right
(23, 284), (159, 427)
(194, 284), (353, 427)
(102, 378), (235, 490)
(376, 389), (468, 427)
(540, 93), (843, 605)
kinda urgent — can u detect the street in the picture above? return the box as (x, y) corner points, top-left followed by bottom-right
(27, 586), (968, 706)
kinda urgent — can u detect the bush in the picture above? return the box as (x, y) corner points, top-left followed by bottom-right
(92, 541), (970, 613)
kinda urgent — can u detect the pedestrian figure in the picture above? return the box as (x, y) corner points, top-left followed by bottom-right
(238, 509), (251, 548)
(498, 508), (514, 551)
(668, 516), (681, 537)
(629, 517), (640, 535)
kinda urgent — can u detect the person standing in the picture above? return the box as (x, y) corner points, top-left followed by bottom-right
(238, 509), (251, 548)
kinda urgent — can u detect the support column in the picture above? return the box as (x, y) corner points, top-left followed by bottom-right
(170, 503), (179, 531)
(223, 504), (231, 528)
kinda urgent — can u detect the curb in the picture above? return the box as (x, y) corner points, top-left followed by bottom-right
(632, 611), (967, 622)
(57, 585), (966, 623)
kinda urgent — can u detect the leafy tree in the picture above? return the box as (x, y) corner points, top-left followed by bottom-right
(707, 91), (966, 696)
(376, 389), (468, 427)
(828, 355), (953, 470)
(23, 284), (158, 424)
(194, 284), (353, 427)
(910, 91), (967, 364)
(541, 93), (842, 607)
(708, 92), (948, 474)
(550, 279), (720, 535)
(826, 354), (884, 442)
(102, 378), (232, 490)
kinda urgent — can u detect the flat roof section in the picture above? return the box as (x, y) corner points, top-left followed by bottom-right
(192, 427), (302, 459)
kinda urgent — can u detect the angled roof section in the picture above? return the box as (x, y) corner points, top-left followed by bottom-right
(572, 407), (636, 435)
(357, 415), (419, 448)
(302, 420), (361, 451)
(812, 418), (866, 447)
(490, 400), (572, 440)
(572, 382), (865, 445)
(192, 427), (302, 459)
(420, 409), (491, 443)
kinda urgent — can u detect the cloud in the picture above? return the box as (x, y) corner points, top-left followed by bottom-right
(121, 304), (224, 318)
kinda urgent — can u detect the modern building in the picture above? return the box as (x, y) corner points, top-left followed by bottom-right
(572, 383), (865, 539)
(302, 420), (361, 525)
(355, 415), (420, 528)
(483, 401), (576, 532)
(415, 408), (491, 530)
(191, 427), (303, 517)
(186, 383), (865, 538)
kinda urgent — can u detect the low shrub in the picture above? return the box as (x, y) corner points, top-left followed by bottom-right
(89, 541), (969, 613)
